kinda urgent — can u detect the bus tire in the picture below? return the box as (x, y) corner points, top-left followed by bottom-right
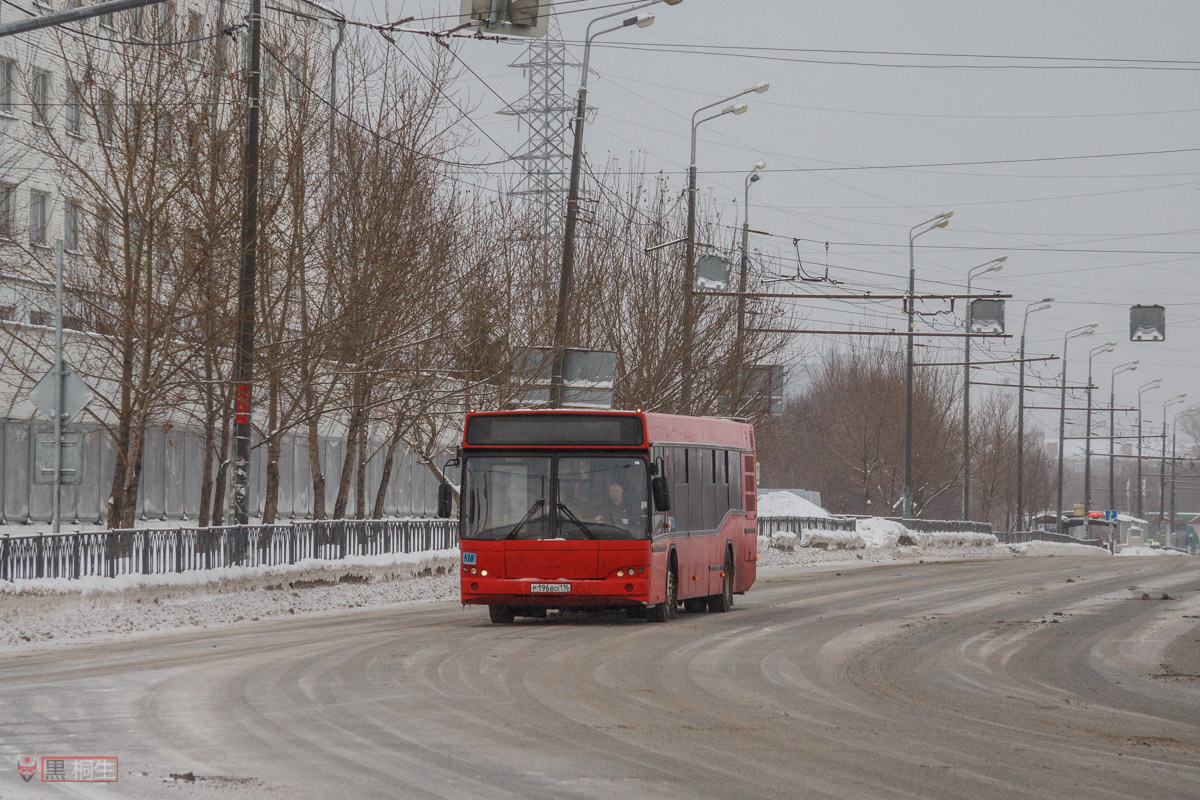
(708, 552), (734, 613)
(647, 563), (678, 623)
(489, 605), (516, 624)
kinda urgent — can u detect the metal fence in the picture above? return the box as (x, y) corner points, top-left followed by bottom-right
(758, 516), (859, 537)
(993, 530), (1104, 548)
(884, 517), (994, 535)
(0, 518), (459, 582)
(0, 418), (444, 524)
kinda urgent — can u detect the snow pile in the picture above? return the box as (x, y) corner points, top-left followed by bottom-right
(0, 550), (459, 651)
(1004, 541), (1109, 558)
(756, 491), (830, 518)
(855, 516), (907, 548)
(902, 530), (998, 548)
(799, 529), (866, 550)
(1116, 546), (1187, 557)
(768, 531), (798, 551)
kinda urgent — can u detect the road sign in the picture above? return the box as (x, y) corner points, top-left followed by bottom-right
(695, 253), (734, 291)
(34, 432), (83, 485)
(27, 362), (94, 423)
(460, 0), (550, 38)
(1130, 304), (1166, 341)
(968, 298), (1006, 333)
(1103, 509), (1117, 521)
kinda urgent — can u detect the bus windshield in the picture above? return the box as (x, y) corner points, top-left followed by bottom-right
(461, 455), (649, 541)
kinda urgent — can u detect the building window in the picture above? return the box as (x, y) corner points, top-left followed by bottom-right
(157, 2), (175, 41)
(0, 183), (14, 239)
(31, 69), (50, 126)
(65, 80), (82, 135)
(98, 90), (114, 144)
(0, 58), (14, 117)
(186, 12), (203, 62)
(30, 190), (50, 246)
(130, 7), (147, 40)
(64, 201), (81, 252)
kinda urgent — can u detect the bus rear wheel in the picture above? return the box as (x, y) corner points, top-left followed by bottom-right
(708, 553), (734, 613)
(647, 565), (678, 623)
(488, 605), (516, 624)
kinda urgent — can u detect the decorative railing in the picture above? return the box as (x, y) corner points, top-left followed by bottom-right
(0, 519), (459, 582)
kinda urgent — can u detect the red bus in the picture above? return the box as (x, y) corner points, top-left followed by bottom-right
(439, 409), (758, 623)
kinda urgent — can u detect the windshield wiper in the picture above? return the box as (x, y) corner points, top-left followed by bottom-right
(504, 499), (545, 540)
(557, 503), (597, 540)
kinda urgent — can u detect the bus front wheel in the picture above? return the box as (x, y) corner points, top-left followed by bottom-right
(648, 565), (678, 623)
(488, 605), (516, 624)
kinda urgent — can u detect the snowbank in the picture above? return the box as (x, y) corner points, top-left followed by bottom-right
(756, 491), (830, 518)
(1004, 541), (1109, 558)
(0, 550), (460, 651)
(1116, 546), (1188, 557)
(856, 516), (906, 548)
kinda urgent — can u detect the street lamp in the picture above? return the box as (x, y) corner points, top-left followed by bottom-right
(1169, 408), (1190, 547)
(1083, 340), (1117, 526)
(1159, 393), (1187, 536)
(732, 159), (766, 410)
(550, 0), (676, 407)
(961, 256), (1005, 520)
(1135, 378), (1162, 520)
(1132, 381), (1161, 522)
(1056, 322), (1097, 534)
(903, 211), (953, 519)
(1108, 360), (1139, 512)
(1016, 297), (1053, 530)
(681, 81), (768, 411)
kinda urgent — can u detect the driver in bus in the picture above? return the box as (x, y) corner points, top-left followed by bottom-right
(594, 481), (640, 528)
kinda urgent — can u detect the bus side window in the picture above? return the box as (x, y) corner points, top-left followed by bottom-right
(672, 447), (690, 532)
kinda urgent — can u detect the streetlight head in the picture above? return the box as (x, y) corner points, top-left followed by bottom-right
(995, 256), (1008, 263)
(988, 263), (1004, 274)
(726, 102), (749, 115)
(940, 211), (954, 220)
(1042, 297), (1054, 303)
(633, 12), (655, 27)
(1035, 303), (1052, 312)
(1086, 321), (1098, 328)
(662, 0), (683, 5)
(749, 81), (771, 94)
(1106, 340), (1118, 347)
(935, 219), (950, 229)
(754, 160), (767, 171)
(749, 173), (761, 184)
(1128, 365), (1139, 371)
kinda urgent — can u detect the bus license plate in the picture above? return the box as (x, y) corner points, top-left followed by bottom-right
(530, 583), (571, 593)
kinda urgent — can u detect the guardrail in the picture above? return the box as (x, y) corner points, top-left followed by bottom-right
(0, 519), (459, 582)
(993, 530), (1104, 548)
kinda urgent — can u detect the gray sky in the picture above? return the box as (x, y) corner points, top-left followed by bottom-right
(338, 1), (1200, 446)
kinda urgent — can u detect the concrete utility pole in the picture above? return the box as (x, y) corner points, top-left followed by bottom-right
(550, 2), (665, 408)
(231, 0), (263, 525)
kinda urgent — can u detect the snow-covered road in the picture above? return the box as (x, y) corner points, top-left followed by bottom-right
(0, 554), (1197, 799)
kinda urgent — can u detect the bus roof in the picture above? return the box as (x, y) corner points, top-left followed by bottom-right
(462, 409), (754, 451)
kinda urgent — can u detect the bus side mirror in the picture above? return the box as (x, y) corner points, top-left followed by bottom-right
(437, 483), (454, 518)
(651, 476), (670, 512)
